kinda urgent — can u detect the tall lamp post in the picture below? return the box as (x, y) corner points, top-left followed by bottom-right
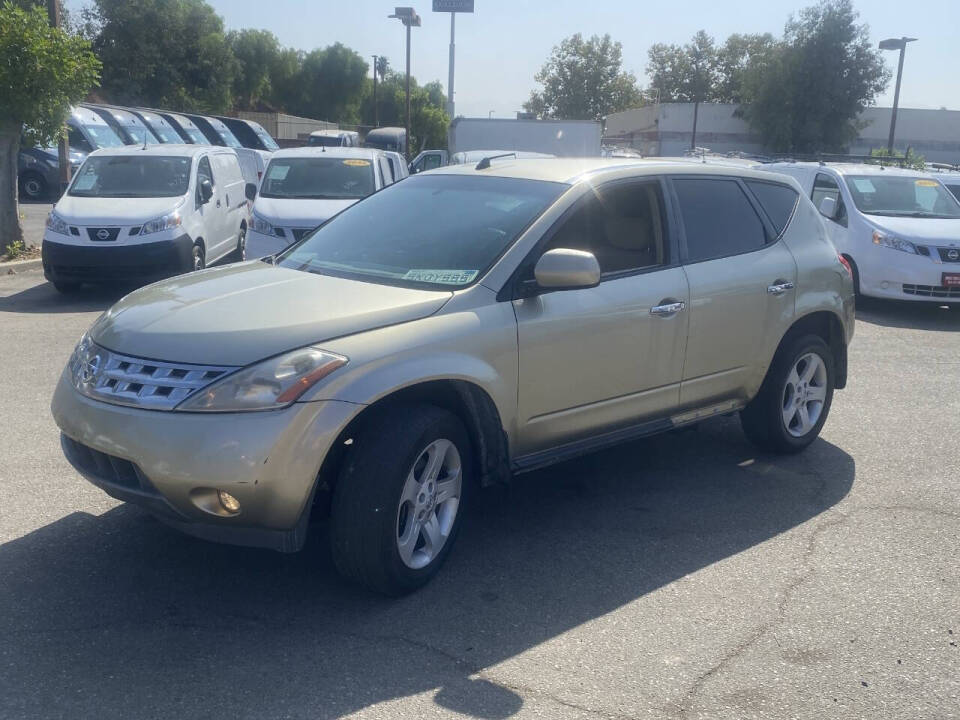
(389, 7), (421, 160)
(372, 55), (379, 128)
(879, 36), (917, 154)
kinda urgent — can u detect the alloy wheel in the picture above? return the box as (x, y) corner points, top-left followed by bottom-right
(395, 438), (462, 570)
(781, 352), (828, 437)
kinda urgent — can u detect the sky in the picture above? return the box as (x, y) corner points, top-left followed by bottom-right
(68, 0), (960, 120)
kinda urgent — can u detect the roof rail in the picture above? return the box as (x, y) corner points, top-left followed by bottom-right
(767, 152), (914, 168)
(475, 152), (517, 170)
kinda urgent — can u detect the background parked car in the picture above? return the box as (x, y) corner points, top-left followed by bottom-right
(82, 104), (159, 145)
(42, 145), (251, 292)
(67, 105), (126, 151)
(181, 113), (267, 185)
(17, 145), (85, 200)
(363, 126), (406, 155)
(214, 116), (280, 152)
(126, 109), (185, 144)
(308, 129), (359, 148)
(154, 111), (210, 144)
(247, 147), (395, 258)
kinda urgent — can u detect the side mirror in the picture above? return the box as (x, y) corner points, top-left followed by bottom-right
(244, 182), (257, 202)
(199, 179), (214, 204)
(534, 248), (601, 290)
(818, 196), (837, 219)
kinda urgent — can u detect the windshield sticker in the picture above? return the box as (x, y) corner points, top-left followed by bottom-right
(72, 172), (96, 190)
(267, 164), (290, 180)
(343, 159), (371, 167)
(402, 269), (479, 285)
(915, 179), (939, 187)
(852, 178), (876, 193)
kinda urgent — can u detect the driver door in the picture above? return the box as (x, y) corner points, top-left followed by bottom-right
(513, 178), (690, 456)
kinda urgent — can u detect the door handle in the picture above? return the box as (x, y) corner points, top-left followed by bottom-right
(650, 301), (685, 316)
(767, 281), (795, 295)
(216, 199), (222, 208)
(226, 193), (230, 207)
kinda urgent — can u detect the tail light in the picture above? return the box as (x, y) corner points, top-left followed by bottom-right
(838, 254), (852, 277)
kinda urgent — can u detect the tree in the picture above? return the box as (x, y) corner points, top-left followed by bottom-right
(294, 43), (369, 123)
(360, 72), (449, 150)
(524, 34), (643, 121)
(715, 33), (777, 104)
(647, 31), (720, 148)
(228, 29), (281, 110)
(739, 0), (889, 152)
(83, 0), (235, 112)
(0, 1), (100, 248)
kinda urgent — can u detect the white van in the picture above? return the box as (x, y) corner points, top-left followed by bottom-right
(307, 129), (359, 148)
(42, 145), (252, 292)
(247, 147), (393, 258)
(764, 162), (960, 301)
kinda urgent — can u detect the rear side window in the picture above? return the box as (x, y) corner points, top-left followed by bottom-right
(673, 178), (766, 262)
(745, 181), (798, 235)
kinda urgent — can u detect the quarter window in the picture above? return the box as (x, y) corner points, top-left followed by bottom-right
(540, 181), (668, 275)
(673, 178), (766, 262)
(745, 180), (799, 235)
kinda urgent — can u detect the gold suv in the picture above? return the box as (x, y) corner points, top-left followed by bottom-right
(52, 158), (855, 594)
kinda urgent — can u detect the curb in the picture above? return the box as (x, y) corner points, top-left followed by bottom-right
(2, 257), (43, 273)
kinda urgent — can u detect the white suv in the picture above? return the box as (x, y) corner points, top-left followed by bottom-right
(765, 162), (960, 302)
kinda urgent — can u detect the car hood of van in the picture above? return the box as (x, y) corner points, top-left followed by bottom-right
(54, 195), (186, 226)
(867, 215), (960, 245)
(90, 261), (453, 366)
(253, 196), (358, 229)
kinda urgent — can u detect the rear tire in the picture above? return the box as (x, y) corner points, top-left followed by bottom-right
(740, 334), (834, 454)
(191, 242), (205, 272)
(19, 172), (48, 201)
(330, 403), (472, 595)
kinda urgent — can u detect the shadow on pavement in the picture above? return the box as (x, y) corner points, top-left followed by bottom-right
(0, 417), (854, 719)
(0, 278), (126, 314)
(856, 296), (960, 332)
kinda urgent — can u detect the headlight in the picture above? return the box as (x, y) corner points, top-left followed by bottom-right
(176, 347), (347, 412)
(140, 211), (182, 235)
(250, 212), (277, 236)
(872, 231), (917, 254)
(68, 332), (91, 385)
(46, 211), (69, 236)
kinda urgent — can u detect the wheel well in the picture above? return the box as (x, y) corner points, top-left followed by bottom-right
(840, 253), (860, 293)
(311, 380), (510, 518)
(239, 219), (247, 232)
(193, 238), (205, 255)
(780, 311), (847, 389)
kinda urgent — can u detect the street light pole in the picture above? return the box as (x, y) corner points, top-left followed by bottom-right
(372, 55), (379, 128)
(389, 8), (420, 161)
(447, 12), (456, 118)
(879, 36), (917, 154)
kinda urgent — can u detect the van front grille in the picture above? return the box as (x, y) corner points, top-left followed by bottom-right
(902, 283), (960, 299)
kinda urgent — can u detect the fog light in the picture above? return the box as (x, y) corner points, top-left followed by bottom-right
(218, 490), (241, 514)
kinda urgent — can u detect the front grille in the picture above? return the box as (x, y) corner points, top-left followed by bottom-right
(62, 435), (144, 491)
(86, 227), (121, 242)
(937, 247), (960, 263)
(71, 342), (239, 410)
(902, 283), (960, 299)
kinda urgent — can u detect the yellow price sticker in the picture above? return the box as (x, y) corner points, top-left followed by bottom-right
(915, 179), (939, 187)
(343, 159), (371, 167)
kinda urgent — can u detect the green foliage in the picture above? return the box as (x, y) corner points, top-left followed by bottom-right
(360, 72), (450, 151)
(0, 1), (100, 144)
(715, 33), (778, 104)
(83, 0), (236, 113)
(524, 34), (643, 120)
(869, 147), (926, 170)
(228, 29), (281, 110)
(739, 0), (890, 153)
(647, 31), (720, 104)
(295, 43), (369, 124)
(4, 239), (25, 260)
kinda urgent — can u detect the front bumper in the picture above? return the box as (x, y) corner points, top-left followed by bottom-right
(51, 369), (361, 551)
(42, 233), (194, 285)
(856, 247), (960, 301)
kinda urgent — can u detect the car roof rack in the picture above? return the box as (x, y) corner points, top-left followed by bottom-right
(765, 153), (916, 168)
(475, 152), (517, 170)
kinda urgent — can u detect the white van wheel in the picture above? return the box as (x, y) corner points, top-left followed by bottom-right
(192, 243), (205, 271)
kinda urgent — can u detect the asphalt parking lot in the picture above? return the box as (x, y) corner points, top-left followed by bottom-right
(1, 267), (958, 720)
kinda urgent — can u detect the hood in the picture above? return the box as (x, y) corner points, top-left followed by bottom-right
(90, 261), (453, 366)
(866, 215), (960, 245)
(253, 196), (358, 228)
(54, 194), (187, 225)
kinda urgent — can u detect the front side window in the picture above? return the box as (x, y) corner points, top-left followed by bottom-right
(67, 127), (93, 153)
(845, 175), (960, 219)
(278, 174), (565, 289)
(812, 173), (847, 225)
(68, 156), (192, 198)
(422, 154), (444, 171)
(260, 157), (376, 200)
(541, 181), (667, 275)
(673, 177), (767, 262)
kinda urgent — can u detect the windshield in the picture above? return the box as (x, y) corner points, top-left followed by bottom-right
(68, 156), (191, 198)
(146, 123), (182, 144)
(83, 124), (125, 148)
(183, 127), (207, 144)
(213, 124), (242, 148)
(276, 174), (565, 289)
(846, 175), (960, 218)
(260, 157), (375, 199)
(253, 126), (280, 150)
(308, 135), (344, 147)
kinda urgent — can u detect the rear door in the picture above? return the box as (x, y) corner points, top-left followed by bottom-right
(514, 177), (690, 455)
(195, 154), (229, 257)
(670, 175), (798, 408)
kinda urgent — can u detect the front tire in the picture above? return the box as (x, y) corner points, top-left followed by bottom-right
(740, 334), (834, 454)
(330, 404), (472, 595)
(19, 172), (48, 201)
(191, 242), (205, 272)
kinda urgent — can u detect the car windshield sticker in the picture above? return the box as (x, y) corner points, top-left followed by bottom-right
(343, 159), (371, 167)
(915, 179), (939, 187)
(852, 178), (875, 193)
(402, 269), (479, 285)
(267, 164), (290, 180)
